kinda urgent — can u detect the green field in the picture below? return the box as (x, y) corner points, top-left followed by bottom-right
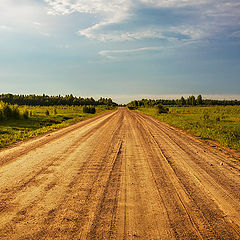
(137, 106), (240, 151)
(0, 105), (113, 148)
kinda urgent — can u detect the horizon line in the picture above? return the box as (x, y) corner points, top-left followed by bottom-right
(1, 92), (240, 104)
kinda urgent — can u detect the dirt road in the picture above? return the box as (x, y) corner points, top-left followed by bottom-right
(0, 108), (240, 239)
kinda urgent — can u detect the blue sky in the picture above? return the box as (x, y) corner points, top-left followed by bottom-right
(0, 0), (240, 103)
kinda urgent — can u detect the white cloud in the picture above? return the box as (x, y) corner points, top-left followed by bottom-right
(139, 0), (210, 8)
(78, 25), (208, 42)
(45, 0), (131, 15)
(1, 0), (238, 43)
(80, 25), (206, 44)
(79, 29), (165, 42)
(99, 46), (165, 56)
(44, 0), (240, 45)
(98, 46), (175, 60)
(45, 0), (133, 41)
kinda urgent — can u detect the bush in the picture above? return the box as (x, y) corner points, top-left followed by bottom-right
(83, 106), (96, 114)
(0, 102), (21, 120)
(12, 106), (20, 119)
(156, 104), (169, 114)
(3, 105), (12, 119)
(127, 106), (137, 110)
(22, 110), (29, 119)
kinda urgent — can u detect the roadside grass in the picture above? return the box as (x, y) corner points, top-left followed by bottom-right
(137, 106), (240, 151)
(0, 105), (114, 148)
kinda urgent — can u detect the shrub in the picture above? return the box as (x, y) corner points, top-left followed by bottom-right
(3, 105), (12, 119)
(12, 106), (20, 119)
(127, 106), (137, 110)
(22, 110), (29, 119)
(0, 102), (22, 120)
(83, 106), (96, 114)
(156, 104), (169, 114)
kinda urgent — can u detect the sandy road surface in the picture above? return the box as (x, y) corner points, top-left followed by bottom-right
(0, 108), (240, 239)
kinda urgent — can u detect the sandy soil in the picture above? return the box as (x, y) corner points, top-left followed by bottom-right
(0, 107), (239, 239)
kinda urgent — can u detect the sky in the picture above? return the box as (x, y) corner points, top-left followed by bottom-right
(0, 0), (240, 103)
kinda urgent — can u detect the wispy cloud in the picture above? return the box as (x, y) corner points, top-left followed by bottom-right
(139, 0), (210, 8)
(45, 0), (131, 15)
(99, 46), (167, 59)
(230, 30), (240, 38)
(0, 25), (12, 31)
(78, 27), (201, 42)
(42, 0), (240, 61)
(45, 0), (240, 44)
(33, 22), (41, 27)
(45, 0), (133, 40)
(32, 21), (51, 37)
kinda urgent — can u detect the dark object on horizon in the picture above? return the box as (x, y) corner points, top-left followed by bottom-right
(83, 106), (96, 114)
(156, 104), (169, 114)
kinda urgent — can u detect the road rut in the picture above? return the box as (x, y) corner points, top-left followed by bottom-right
(0, 108), (240, 239)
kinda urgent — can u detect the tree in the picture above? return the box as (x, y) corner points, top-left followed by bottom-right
(187, 96), (196, 106)
(196, 95), (203, 105)
(180, 96), (186, 106)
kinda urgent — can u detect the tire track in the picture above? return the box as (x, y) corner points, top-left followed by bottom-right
(0, 111), (118, 216)
(0, 111), (118, 168)
(133, 110), (240, 239)
(87, 141), (123, 240)
(1, 108), (240, 239)
(131, 112), (205, 239)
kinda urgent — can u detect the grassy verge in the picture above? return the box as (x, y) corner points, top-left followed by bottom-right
(137, 106), (240, 151)
(0, 105), (115, 148)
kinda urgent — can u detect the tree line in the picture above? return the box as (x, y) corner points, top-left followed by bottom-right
(0, 94), (117, 106)
(127, 95), (240, 109)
